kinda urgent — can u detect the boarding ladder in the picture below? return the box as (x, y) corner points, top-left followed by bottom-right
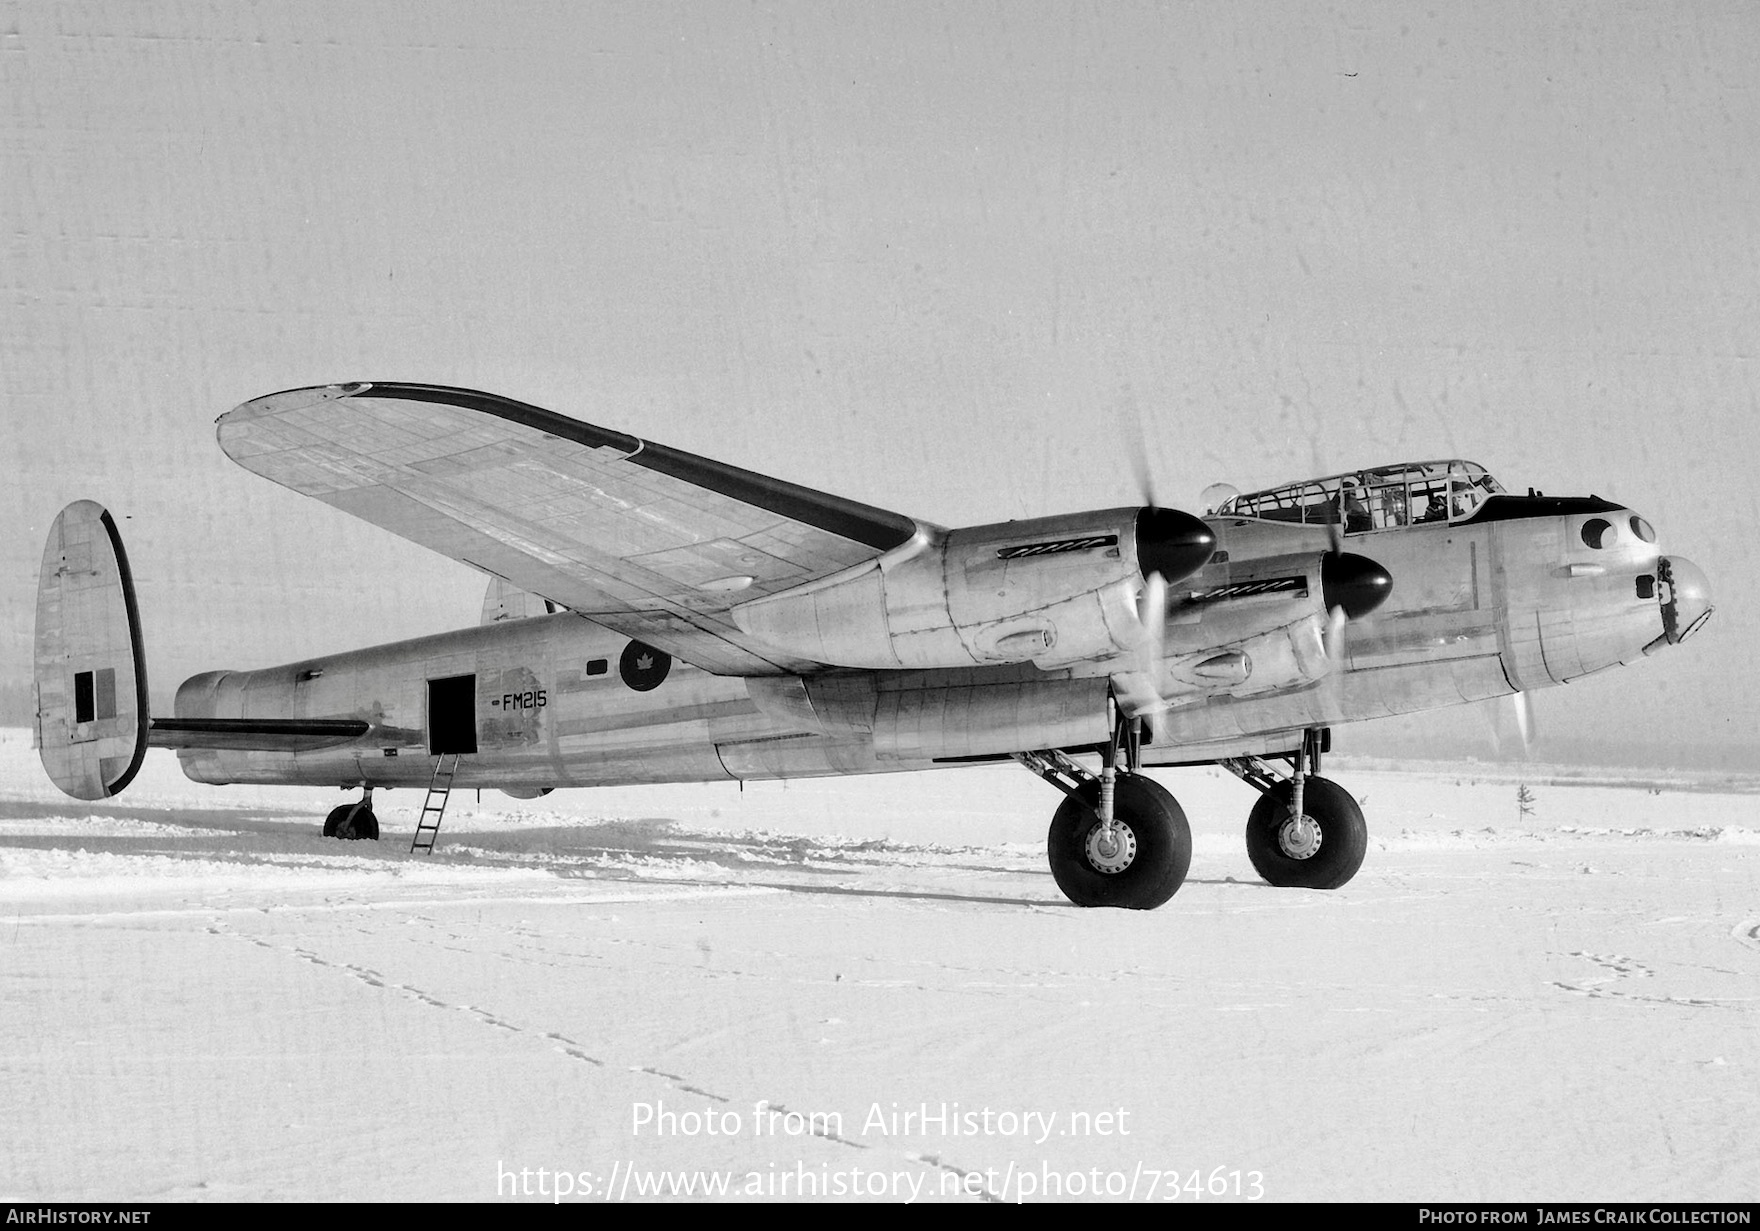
(410, 753), (460, 854)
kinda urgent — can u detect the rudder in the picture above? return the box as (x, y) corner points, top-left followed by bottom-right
(34, 501), (150, 800)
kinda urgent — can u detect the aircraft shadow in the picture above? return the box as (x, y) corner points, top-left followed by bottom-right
(0, 802), (1253, 905)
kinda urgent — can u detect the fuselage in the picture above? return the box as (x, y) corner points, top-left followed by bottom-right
(1149, 494), (1708, 747)
(172, 493), (1709, 793)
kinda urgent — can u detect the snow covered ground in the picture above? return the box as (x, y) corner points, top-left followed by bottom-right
(1, 729), (1755, 1202)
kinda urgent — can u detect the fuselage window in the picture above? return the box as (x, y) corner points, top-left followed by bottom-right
(586, 659), (609, 676)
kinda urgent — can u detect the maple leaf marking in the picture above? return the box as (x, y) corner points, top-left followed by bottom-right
(636, 653), (653, 671)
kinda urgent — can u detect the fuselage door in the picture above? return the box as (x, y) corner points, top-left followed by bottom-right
(427, 674), (478, 755)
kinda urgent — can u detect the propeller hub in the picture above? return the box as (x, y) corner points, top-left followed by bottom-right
(1135, 508), (1216, 584)
(1321, 552), (1393, 621)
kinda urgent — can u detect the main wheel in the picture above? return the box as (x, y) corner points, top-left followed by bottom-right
(323, 803), (380, 841)
(1245, 776), (1365, 889)
(1047, 774), (1192, 909)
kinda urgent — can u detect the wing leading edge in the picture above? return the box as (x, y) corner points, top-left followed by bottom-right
(217, 383), (931, 674)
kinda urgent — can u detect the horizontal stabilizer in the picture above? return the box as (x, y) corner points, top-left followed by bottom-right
(35, 502), (149, 800)
(146, 717), (371, 752)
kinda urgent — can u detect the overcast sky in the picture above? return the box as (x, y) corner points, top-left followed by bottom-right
(3, 1), (1755, 765)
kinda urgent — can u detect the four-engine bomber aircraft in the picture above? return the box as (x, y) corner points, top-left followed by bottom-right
(35, 383), (1713, 908)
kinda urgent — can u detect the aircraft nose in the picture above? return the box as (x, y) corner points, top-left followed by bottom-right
(1658, 556), (1713, 645)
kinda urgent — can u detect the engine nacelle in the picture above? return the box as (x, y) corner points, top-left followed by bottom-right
(731, 507), (1215, 670)
(1107, 532), (1393, 712)
(746, 670), (1112, 761)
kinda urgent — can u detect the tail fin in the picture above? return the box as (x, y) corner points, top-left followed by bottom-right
(34, 501), (149, 799)
(481, 576), (558, 625)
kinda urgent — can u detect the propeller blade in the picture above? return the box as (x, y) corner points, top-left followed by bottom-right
(1114, 387), (1160, 509)
(1512, 690), (1535, 751)
(1481, 691), (1537, 758)
(1324, 603), (1349, 665)
(1128, 569), (1170, 709)
(1131, 448), (1159, 512)
(1138, 570), (1168, 653)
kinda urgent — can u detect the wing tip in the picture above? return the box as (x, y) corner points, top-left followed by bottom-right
(217, 382), (372, 428)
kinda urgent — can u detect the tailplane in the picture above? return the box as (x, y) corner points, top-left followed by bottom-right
(34, 501), (150, 800)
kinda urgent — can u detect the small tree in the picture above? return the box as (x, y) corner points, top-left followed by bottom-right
(1516, 784), (1536, 821)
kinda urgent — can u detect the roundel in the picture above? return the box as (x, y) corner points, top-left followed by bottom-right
(619, 640), (672, 692)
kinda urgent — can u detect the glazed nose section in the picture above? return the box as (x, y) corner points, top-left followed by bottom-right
(1657, 556), (1713, 646)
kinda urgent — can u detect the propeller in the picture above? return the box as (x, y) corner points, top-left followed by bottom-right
(1133, 566), (1170, 704)
(1316, 484), (1393, 677)
(1322, 484), (1349, 667)
(1125, 507), (1211, 714)
(1124, 475), (1392, 710)
(1118, 412), (1213, 712)
(1512, 691), (1535, 749)
(1116, 383), (1162, 512)
(1323, 602), (1349, 666)
(1319, 485), (1351, 664)
(1484, 690), (1536, 758)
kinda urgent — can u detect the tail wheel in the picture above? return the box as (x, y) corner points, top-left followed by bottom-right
(323, 804), (379, 841)
(1245, 776), (1365, 889)
(1047, 774), (1192, 909)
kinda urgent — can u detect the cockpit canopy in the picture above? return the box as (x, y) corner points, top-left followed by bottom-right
(1213, 461), (1507, 533)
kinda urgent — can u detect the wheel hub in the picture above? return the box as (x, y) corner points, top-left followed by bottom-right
(1085, 821), (1138, 874)
(1278, 811), (1323, 860)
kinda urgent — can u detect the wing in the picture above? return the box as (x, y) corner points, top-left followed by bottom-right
(217, 383), (930, 673)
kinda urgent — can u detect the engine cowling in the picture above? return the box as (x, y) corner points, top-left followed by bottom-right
(731, 507), (1215, 670)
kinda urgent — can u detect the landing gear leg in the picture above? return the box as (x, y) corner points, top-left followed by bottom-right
(1093, 697), (1126, 868)
(1014, 698), (1191, 909)
(323, 787), (380, 841)
(1222, 729), (1365, 889)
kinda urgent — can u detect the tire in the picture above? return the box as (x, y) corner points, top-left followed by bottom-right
(1245, 776), (1365, 889)
(1047, 774), (1192, 909)
(322, 803), (380, 841)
